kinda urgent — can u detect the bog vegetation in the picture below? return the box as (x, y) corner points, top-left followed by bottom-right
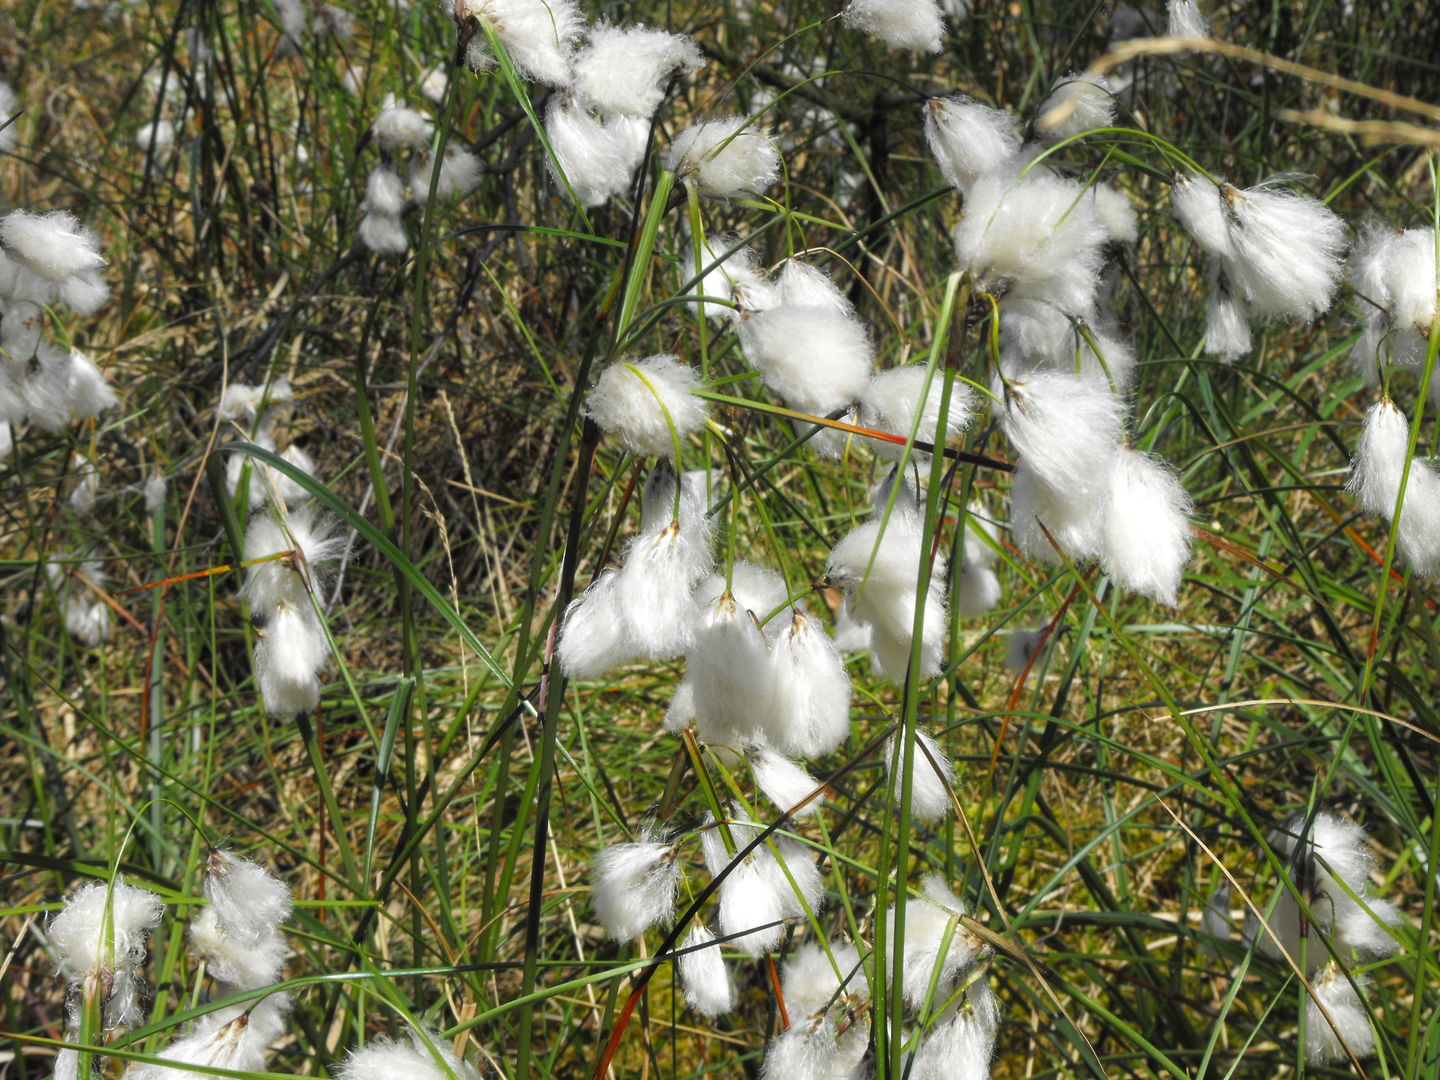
(2, 0), (1438, 1078)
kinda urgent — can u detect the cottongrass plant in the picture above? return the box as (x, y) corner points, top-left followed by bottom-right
(11, 1), (1440, 1079)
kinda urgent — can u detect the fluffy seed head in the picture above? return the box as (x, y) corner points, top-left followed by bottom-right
(738, 305), (873, 422)
(1305, 966), (1375, 1065)
(666, 117), (780, 200)
(408, 146), (482, 202)
(0, 210), (107, 282)
(1099, 447), (1193, 605)
(677, 923), (734, 1017)
(842, 0), (945, 52)
(336, 1029), (480, 1080)
(1171, 172), (1231, 257)
(592, 838), (682, 941)
(586, 354), (706, 457)
(923, 95), (1020, 192)
(571, 25), (702, 116)
(954, 170), (1110, 315)
(371, 96), (433, 151)
(1167, 0), (1209, 37)
(886, 728), (954, 822)
(995, 371), (1124, 499)
(1220, 181), (1346, 321)
(824, 511), (948, 681)
(682, 232), (773, 320)
(543, 96), (640, 207)
(859, 365), (974, 460)
(461, 0), (583, 86)
(1036, 73), (1116, 142)
(49, 880), (165, 983)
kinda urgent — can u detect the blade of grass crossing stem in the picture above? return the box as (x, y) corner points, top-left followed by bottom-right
(614, 169), (675, 346)
(365, 677), (412, 882)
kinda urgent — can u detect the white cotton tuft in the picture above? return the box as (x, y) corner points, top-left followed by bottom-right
(0, 82), (19, 153)
(682, 232), (773, 321)
(1091, 183), (1138, 245)
(363, 165), (407, 217)
(572, 25), (702, 116)
(543, 96), (639, 207)
(336, 1029), (480, 1080)
(217, 379), (291, 423)
(999, 299), (1137, 389)
(886, 728), (954, 822)
(1305, 966), (1375, 1065)
(760, 1015), (867, 1080)
(666, 117), (780, 200)
(777, 258), (853, 315)
(371, 96), (433, 151)
(748, 745), (823, 817)
(766, 608), (852, 759)
(739, 305), (873, 424)
(359, 212), (408, 257)
(464, 0), (583, 86)
(1036, 73), (1116, 142)
(125, 1002), (288, 1080)
(885, 875), (984, 1010)
(1220, 181), (1346, 321)
(591, 838), (681, 941)
(995, 372), (1123, 499)
(255, 603), (328, 718)
(243, 504), (343, 616)
(782, 939), (867, 1019)
(1349, 226), (1438, 347)
(716, 852), (786, 956)
(1345, 398), (1440, 575)
(1258, 810), (1403, 967)
(678, 923), (733, 1016)
(188, 907), (289, 989)
(842, 0), (945, 52)
(761, 833), (823, 920)
(1099, 447), (1192, 605)
(908, 983), (999, 1079)
(203, 849), (293, 945)
(1009, 462), (1105, 564)
(68, 452), (100, 518)
(1342, 397), (1411, 521)
(556, 570), (630, 678)
(955, 562), (1001, 616)
(408, 146), (482, 202)
(824, 510), (947, 681)
(559, 468), (714, 677)
(687, 562), (789, 749)
(1205, 274), (1252, 359)
(859, 366), (973, 460)
(1004, 627), (1048, 672)
(586, 354), (706, 457)
(67, 350), (119, 419)
(49, 880), (165, 984)
(419, 66), (448, 105)
(1167, 0), (1209, 37)
(144, 472), (167, 512)
(0, 210), (107, 281)
(311, 3), (353, 38)
(923, 95), (1019, 192)
(136, 120), (175, 157)
(1171, 172), (1231, 257)
(953, 169), (1109, 315)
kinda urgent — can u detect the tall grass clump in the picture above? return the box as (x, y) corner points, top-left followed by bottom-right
(2, 1), (1438, 1079)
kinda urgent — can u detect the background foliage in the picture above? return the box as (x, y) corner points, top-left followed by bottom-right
(2, 0), (1438, 1077)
